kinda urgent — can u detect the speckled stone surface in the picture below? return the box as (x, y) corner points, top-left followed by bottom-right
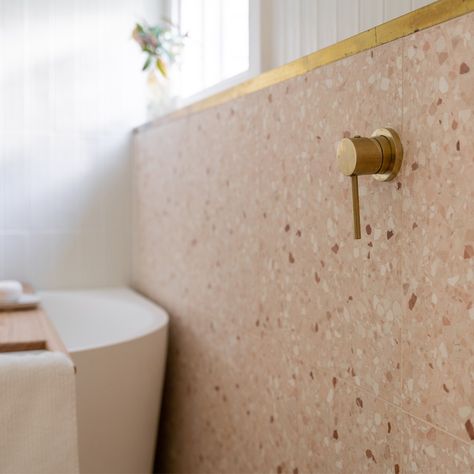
(403, 414), (474, 473)
(401, 15), (474, 446)
(132, 13), (474, 474)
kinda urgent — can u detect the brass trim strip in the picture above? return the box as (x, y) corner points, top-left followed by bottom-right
(135, 0), (474, 132)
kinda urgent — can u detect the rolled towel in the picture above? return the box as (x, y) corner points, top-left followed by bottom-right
(0, 351), (79, 474)
(0, 281), (22, 304)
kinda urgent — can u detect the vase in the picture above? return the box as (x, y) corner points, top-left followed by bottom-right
(146, 68), (178, 119)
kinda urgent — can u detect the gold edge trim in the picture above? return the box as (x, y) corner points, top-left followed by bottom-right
(135, 0), (474, 133)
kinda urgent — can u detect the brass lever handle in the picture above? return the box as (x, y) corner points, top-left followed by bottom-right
(336, 128), (403, 240)
(351, 175), (361, 239)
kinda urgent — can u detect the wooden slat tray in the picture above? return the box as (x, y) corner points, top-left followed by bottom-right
(0, 284), (70, 360)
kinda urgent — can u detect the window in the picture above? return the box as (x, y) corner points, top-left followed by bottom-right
(169, 0), (259, 101)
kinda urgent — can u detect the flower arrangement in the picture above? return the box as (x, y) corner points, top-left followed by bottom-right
(132, 20), (186, 78)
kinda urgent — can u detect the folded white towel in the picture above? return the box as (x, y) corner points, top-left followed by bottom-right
(0, 281), (22, 303)
(0, 351), (79, 474)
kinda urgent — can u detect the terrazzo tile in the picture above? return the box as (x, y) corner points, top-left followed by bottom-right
(159, 361), (403, 474)
(252, 40), (404, 405)
(329, 374), (403, 474)
(401, 13), (474, 442)
(403, 414), (474, 473)
(133, 36), (406, 473)
(133, 43), (405, 471)
(134, 38), (405, 407)
(132, 10), (474, 474)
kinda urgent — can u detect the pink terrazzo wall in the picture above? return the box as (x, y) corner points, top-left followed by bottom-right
(132, 13), (474, 474)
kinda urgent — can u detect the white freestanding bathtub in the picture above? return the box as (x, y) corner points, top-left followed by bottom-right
(39, 288), (169, 474)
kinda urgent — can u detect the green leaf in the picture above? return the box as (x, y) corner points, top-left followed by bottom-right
(156, 57), (168, 78)
(142, 56), (152, 71)
(133, 18), (186, 74)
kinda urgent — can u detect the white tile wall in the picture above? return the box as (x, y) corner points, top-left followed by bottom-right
(0, 0), (160, 289)
(262, 0), (436, 68)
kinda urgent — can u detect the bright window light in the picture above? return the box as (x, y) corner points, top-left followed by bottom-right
(172, 0), (250, 98)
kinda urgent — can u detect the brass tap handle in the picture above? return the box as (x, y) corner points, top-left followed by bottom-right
(351, 175), (361, 239)
(336, 128), (403, 240)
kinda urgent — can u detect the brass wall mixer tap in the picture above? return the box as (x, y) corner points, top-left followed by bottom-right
(336, 128), (403, 239)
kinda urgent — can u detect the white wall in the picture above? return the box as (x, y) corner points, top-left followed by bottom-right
(260, 0), (436, 69)
(0, 0), (160, 289)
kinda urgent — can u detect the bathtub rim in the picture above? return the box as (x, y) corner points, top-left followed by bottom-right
(38, 287), (169, 354)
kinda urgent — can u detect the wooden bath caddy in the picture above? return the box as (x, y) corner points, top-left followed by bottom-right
(0, 283), (69, 358)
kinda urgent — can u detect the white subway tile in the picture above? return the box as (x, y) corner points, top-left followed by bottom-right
(3, 233), (29, 281)
(0, 0), (153, 288)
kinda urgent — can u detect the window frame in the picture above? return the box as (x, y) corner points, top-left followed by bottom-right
(163, 0), (261, 107)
